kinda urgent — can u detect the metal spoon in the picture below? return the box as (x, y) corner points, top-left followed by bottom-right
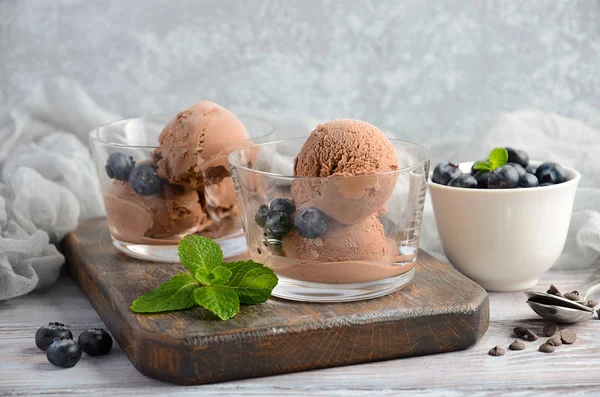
(525, 268), (600, 323)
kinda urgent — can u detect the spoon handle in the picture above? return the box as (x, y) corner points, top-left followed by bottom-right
(578, 267), (600, 300)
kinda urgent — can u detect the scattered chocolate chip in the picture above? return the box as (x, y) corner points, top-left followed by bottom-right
(560, 329), (577, 344)
(524, 329), (538, 341)
(564, 291), (580, 301)
(539, 343), (555, 353)
(488, 346), (505, 356)
(586, 300), (598, 308)
(263, 240), (268, 247)
(547, 284), (562, 296)
(543, 323), (558, 337)
(509, 339), (525, 350)
(513, 326), (528, 338)
(547, 336), (562, 346)
(257, 247), (262, 255)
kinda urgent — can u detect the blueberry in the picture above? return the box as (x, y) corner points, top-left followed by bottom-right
(46, 338), (82, 368)
(488, 165), (519, 189)
(506, 147), (530, 167)
(129, 164), (161, 196)
(526, 165), (537, 174)
(35, 322), (73, 351)
(254, 205), (270, 227)
(507, 162), (527, 179)
(264, 212), (291, 239)
(473, 171), (490, 188)
(540, 182), (554, 187)
(105, 152), (135, 181)
(269, 198), (296, 215)
(536, 162), (567, 185)
(78, 328), (113, 356)
(448, 175), (478, 188)
(294, 208), (328, 238)
(432, 162), (462, 185)
(518, 173), (539, 188)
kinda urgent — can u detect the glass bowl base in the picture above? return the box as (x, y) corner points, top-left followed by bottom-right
(111, 233), (248, 262)
(271, 267), (416, 302)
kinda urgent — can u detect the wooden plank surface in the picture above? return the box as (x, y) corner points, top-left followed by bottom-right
(58, 218), (488, 385)
(2, 269), (600, 396)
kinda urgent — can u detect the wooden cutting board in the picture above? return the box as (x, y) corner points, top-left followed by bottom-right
(62, 218), (489, 385)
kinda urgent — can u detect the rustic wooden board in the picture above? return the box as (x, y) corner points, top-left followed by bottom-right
(62, 218), (489, 385)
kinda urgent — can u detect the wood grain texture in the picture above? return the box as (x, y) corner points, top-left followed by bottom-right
(2, 257), (600, 395)
(59, 218), (488, 385)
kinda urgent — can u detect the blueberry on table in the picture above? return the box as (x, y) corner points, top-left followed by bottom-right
(129, 164), (161, 196)
(264, 212), (291, 239)
(294, 208), (328, 238)
(518, 173), (539, 188)
(269, 198), (296, 215)
(432, 162), (462, 185)
(473, 171), (489, 188)
(105, 152), (135, 181)
(78, 328), (113, 356)
(448, 175), (478, 188)
(506, 147), (530, 167)
(536, 162), (567, 185)
(46, 338), (82, 368)
(488, 165), (519, 189)
(254, 205), (270, 227)
(35, 322), (73, 351)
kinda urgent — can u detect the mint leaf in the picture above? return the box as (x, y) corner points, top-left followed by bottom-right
(488, 148), (508, 169)
(130, 273), (199, 313)
(473, 161), (493, 172)
(193, 285), (240, 320)
(222, 260), (278, 304)
(178, 235), (223, 274)
(195, 266), (233, 286)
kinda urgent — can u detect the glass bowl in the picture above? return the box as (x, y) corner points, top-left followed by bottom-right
(229, 138), (430, 302)
(89, 116), (274, 262)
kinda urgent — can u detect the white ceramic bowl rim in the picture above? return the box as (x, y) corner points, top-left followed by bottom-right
(429, 160), (581, 193)
(228, 137), (431, 181)
(88, 115), (275, 149)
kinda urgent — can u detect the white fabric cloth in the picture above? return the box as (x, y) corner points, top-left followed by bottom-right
(1, 78), (599, 300)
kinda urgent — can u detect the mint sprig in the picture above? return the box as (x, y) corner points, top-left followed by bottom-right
(473, 148), (509, 173)
(130, 235), (278, 320)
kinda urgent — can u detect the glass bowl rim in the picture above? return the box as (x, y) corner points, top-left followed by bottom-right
(88, 115), (276, 149)
(228, 137), (431, 180)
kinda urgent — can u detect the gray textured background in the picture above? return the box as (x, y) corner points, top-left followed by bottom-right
(1, 0), (600, 144)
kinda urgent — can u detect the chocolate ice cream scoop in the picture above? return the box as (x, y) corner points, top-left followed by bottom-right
(292, 119), (399, 225)
(103, 181), (209, 244)
(282, 214), (396, 262)
(153, 100), (249, 191)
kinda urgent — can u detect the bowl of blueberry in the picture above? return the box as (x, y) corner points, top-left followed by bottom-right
(428, 147), (580, 292)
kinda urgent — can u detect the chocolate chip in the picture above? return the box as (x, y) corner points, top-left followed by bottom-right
(257, 247), (262, 255)
(564, 291), (580, 301)
(543, 323), (558, 337)
(539, 343), (555, 353)
(547, 336), (562, 346)
(586, 300), (598, 308)
(547, 284), (562, 296)
(509, 339), (525, 350)
(513, 326), (528, 338)
(488, 346), (505, 356)
(524, 329), (538, 341)
(560, 329), (577, 344)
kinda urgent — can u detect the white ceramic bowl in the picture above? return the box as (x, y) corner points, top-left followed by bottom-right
(429, 161), (580, 292)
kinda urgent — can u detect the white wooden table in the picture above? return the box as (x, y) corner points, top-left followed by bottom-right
(2, 269), (599, 396)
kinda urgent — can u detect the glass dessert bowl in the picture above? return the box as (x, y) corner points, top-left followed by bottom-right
(90, 111), (274, 262)
(229, 138), (431, 302)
